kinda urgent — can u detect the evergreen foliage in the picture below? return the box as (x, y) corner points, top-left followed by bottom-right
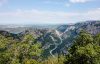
(0, 30), (100, 64)
(0, 34), (42, 64)
(65, 31), (100, 64)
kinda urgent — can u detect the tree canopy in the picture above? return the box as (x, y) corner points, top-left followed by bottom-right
(65, 31), (100, 64)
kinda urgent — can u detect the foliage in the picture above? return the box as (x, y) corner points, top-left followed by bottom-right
(0, 34), (42, 64)
(42, 55), (65, 64)
(0, 30), (100, 64)
(65, 31), (100, 64)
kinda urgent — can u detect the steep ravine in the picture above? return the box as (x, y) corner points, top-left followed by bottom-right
(50, 35), (57, 57)
(49, 30), (63, 57)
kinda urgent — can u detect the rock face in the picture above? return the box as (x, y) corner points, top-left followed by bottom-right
(0, 21), (100, 57)
(0, 30), (21, 40)
(77, 21), (100, 35)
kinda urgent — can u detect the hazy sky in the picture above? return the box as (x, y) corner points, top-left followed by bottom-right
(0, 0), (100, 24)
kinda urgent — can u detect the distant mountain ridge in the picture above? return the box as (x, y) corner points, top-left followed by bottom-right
(0, 21), (100, 58)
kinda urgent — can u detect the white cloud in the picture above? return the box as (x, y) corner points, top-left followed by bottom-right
(0, 9), (71, 24)
(0, 8), (100, 24)
(84, 8), (100, 20)
(65, 0), (93, 7)
(69, 0), (92, 3)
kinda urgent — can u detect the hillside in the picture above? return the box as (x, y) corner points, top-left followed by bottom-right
(0, 21), (100, 58)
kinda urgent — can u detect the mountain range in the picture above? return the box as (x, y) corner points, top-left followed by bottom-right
(0, 21), (100, 58)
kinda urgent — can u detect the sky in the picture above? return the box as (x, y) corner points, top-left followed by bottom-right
(0, 0), (100, 24)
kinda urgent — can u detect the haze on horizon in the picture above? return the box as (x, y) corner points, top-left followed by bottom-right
(0, 0), (100, 24)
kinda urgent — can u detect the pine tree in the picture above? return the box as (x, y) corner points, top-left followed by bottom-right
(65, 31), (100, 64)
